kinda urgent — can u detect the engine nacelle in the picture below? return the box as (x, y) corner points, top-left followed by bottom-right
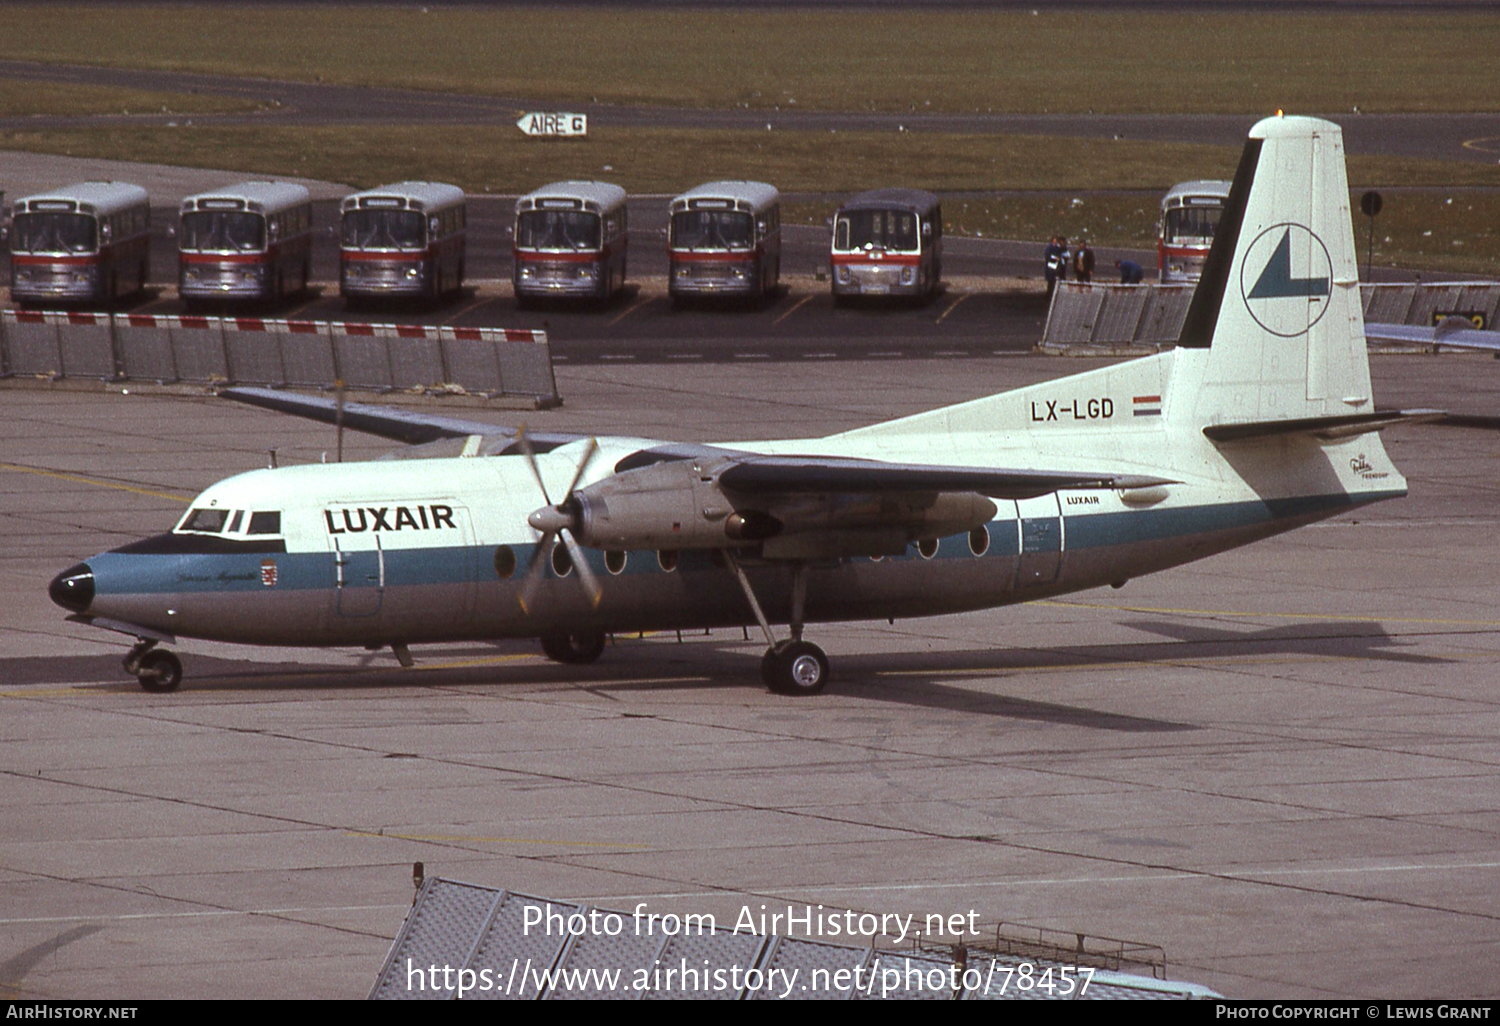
(571, 457), (764, 550)
(562, 457), (999, 558)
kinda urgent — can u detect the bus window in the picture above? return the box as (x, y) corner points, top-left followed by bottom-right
(180, 211), (265, 253)
(11, 213), (95, 254)
(517, 209), (600, 251)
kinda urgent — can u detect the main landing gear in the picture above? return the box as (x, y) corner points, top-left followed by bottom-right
(540, 631), (607, 665)
(727, 554), (830, 696)
(123, 639), (183, 693)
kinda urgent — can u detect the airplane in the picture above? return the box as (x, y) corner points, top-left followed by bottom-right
(48, 114), (1440, 696)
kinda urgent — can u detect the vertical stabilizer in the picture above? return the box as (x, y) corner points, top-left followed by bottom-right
(1174, 115), (1371, 429)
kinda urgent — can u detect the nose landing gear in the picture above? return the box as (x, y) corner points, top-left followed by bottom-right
(124, 639), (183, 693)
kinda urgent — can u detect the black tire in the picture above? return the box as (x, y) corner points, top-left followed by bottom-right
(136, 650), (183, 693)
(540, 631), (606, 665)
(761, 640), (829, 696)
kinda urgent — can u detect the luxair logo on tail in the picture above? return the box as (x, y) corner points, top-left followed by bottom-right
(1240, 223), (1332, 337)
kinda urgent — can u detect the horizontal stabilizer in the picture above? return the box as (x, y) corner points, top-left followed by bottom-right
(1203, 409), (1445, 443)
(1366, 319), (1500, 353)
(717, 455), (1174, 500)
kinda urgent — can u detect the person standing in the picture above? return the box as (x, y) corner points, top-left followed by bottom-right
(1072, 239), (1095, 283)
(1044, 235), (1068, 294)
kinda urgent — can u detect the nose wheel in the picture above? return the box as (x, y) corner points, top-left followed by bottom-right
(123, 640), (183, 693)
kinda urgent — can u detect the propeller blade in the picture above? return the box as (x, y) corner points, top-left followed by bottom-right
(515, 424), (552, 507)
(517, 531), (555, 614)
(515, 433), (605, 614)
(560, 437), (599, 502)
(560, 529), (603, 609)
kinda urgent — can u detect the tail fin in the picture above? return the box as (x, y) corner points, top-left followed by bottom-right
(1174, 115), (1373, 429)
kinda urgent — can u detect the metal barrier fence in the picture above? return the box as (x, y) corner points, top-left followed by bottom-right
(1041, 282), (1195, 350)
(1043, 280), (1500, 351)
(0, 311), (560, 405)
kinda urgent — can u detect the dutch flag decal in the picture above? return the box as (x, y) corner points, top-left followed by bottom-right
(1133, 395), (1163, 417)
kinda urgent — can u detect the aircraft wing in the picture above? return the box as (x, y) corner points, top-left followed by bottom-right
(1367, 319), (1500, 353)
(714, 454), (1174, 500)
(220, 387), (584, 451)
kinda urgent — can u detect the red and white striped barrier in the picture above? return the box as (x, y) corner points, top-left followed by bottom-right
(1, 310), (556, 401)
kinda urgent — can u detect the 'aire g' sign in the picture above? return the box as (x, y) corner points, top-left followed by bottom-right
(517, 112), (588, 138)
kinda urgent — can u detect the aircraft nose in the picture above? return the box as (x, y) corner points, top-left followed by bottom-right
(49, 563), (95, 614)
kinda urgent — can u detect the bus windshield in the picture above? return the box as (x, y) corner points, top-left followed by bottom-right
(180, 211), (266, 253)
(671, 210), (753, 250)
(342, 209), (425, 250)
(11, 213), (97, 255)
(835, 210), (920, 253)
(516, 210), (600, 251)
(1164, 205), (1222, 245)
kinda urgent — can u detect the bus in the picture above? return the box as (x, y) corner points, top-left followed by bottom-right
(513, 181), (628, 303)
(667, 180), (780, 303)
(9, 181), (151, 306)
(340, 181), (466, 304)
(830, 188), (942, 302)
(178, 181), (314, 304)
(1157, 180), (1230, 283)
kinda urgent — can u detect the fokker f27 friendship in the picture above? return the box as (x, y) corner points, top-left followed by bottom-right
(50, 115), (1437, 694)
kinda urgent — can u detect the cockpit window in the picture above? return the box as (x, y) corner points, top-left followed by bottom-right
(246, 511), (282, 535)
(182, 508), (231, 533)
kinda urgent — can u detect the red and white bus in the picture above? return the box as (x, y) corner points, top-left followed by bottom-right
(668, 180), (780, 303)
(9, 181), (151, 306)
(513, 181), (628, 303)
(340, 181), (466, 304)
(830, 188), (942, 302)
(178, 181), (314, 304)
(1157, 180), (1229, 283)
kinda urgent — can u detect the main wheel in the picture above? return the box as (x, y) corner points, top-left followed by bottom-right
(761, 640), (829, 696)
(540, 631), (606, 665)
(136, 650), (183, 693)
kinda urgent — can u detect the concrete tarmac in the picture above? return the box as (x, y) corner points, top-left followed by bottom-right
(2, 352), (1498, 999)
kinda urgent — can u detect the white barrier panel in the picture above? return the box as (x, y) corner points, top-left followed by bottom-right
(0, 311), (121, 379)
(272, 319), (337, 388)
(386, 323), (444, 391)
(112, 312), (178, 383)
(222, 317), (294, 386)
(1046, 281), (1500, 350)
(495, 328), (558, 399)
(330, 321), (398, 392)
(1362, 282), (1500, 331)
(166, 315), (231, 383)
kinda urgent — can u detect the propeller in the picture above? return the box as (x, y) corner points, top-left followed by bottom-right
(516, 429), (603, 613)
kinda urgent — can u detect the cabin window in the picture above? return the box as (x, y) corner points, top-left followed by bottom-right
(968, 526), (990, 557)
(182, 508), (231, 533)
(247, 511), (282, 535)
